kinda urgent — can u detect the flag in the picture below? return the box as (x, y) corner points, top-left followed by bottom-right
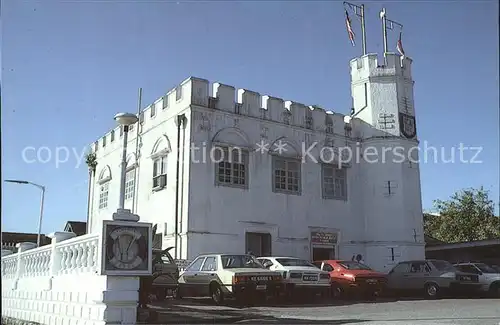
(397, 31), (405, 57)
(345, 9), (355, 46)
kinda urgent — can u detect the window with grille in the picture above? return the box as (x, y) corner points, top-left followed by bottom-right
(322, 164), (347, 200)
(124, 169), (135, 200)
(325, 117), (334, 134)
(305, 115), (313, 129)
(98, 182), (109, 209)
(214, 147), (248, 188)
(272, 157), (301, 195)
(153, 156), (168, 189)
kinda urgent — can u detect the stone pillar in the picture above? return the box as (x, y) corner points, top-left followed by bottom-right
(48, 231), (76, 276)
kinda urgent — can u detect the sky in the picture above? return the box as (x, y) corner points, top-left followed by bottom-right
(1, 0), (499, 234)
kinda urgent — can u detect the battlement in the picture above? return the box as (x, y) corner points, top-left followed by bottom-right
(91, 76), (348, 154)
(350, 53), (413, 82)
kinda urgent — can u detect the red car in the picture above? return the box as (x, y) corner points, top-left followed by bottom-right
(313, 260), (387, 299)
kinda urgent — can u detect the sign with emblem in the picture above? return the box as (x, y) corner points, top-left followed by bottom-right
(399, 112), (417, 139)
(101, 220), (153, 276)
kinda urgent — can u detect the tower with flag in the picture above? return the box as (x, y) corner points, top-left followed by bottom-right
(346, 6), (424, 270)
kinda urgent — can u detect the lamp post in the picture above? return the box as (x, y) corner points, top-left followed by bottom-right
(5, 179), (45, 247)
(114, 113), (139, 211)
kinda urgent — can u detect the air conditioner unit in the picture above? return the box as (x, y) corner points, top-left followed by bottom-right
(152, 174), (167, 191)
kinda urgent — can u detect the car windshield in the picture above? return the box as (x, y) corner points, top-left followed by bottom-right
(338, 261), (372, 270)
(475, 263), (498, 273)
(276, 258), (314, 267)
(221, 255), (263, 269)
(431, 260), (456, 271)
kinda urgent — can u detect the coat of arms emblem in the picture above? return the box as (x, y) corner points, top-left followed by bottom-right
(399, 113), (416, 139)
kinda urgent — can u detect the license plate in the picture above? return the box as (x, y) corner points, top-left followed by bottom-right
(303, 275), (318, 281)
(256, 284), (266, 290)
(366, 279), (377, 284)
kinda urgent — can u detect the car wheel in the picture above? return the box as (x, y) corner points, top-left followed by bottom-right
(489, 282), (500, 298)
(424, 283), (439, 299)
(331, 283), (343, 299)
(210, 283), (224, 305)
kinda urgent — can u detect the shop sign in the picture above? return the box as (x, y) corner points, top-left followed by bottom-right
(311, 231), (337, 245)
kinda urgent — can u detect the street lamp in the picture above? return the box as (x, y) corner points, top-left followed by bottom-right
(114, 113), (139, 211)
(4, 179), (45, 247)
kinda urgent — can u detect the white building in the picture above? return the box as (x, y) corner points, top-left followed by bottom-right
(87, 52), (424, 272)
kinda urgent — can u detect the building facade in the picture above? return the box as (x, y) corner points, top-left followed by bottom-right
(87, 52), (424, 272)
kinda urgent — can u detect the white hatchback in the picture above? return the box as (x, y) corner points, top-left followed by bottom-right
(257, 256), (331, 298)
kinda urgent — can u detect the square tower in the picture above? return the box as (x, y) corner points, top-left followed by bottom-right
(350, 53), (416, 140)
(349, 53), (425, 271)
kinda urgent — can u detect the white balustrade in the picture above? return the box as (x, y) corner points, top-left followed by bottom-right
(1, 232), (100, 280)
(55, 234), (99, 275)
(1, 255), (18, 278)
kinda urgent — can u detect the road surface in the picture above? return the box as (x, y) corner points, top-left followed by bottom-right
(143, 297), (500, 324)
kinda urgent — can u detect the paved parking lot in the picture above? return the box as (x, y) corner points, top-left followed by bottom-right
(144, 297), (500, 324)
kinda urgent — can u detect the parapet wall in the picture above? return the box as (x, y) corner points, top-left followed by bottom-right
(91, 77), (351, 155)
(350, 52), (413, 82)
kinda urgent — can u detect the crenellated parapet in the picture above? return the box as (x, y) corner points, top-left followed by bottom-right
(350, 52), (413, 83)
(91, 76), (351, 155)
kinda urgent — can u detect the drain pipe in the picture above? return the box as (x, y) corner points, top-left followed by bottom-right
(174, 114), (187, 259)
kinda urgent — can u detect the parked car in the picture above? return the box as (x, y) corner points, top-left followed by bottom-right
(313, 260), (387, 299)
(177, 254), (283, 305)
(386, 259), (481, 299)
(150, 247), (179, 301)
(257, 256), (331, 299)
(454, 262), (500, 297)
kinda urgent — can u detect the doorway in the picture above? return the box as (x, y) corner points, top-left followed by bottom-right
(312, 247), (335, 261)
(245, 232), (271, 257)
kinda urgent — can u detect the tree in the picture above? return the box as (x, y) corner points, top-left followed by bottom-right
(85, 152), (98, 233)
(424, 187), (500, 243)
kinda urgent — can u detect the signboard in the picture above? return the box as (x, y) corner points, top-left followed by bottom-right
(101, 220), (153, 276)
(311, 231), (338, 245)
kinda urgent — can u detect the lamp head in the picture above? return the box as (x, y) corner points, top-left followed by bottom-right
(379, 9), (386, 19)
(114, 113), (138, 126)
(5, 179), (29, 184)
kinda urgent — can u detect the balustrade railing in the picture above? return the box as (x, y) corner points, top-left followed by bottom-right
(1, 232), (100, 280)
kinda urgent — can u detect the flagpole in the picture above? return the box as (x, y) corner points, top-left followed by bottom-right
(344, 2), (367, 56)
(132, 87), (142, 214)
(380, 8), (404, 65)
(360, 4), (366, 55)
(380, 8), (388, 64)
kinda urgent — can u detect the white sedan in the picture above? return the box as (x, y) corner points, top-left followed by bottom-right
(257, 256), (331, 298)
(177, 254), (283, 305)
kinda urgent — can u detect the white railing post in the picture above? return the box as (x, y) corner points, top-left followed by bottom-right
(47, 232), (76, 276)
(13, 242), (37, 289)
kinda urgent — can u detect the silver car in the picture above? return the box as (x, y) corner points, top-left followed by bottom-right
(454, 262), (500, 297)
(386, 259), (481, 299)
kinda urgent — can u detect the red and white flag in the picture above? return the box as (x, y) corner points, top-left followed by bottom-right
(397, 31), (405, 57)
(345, 9), (355, 46)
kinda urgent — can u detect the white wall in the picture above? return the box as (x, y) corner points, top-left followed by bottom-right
(89, 55), (425, 270)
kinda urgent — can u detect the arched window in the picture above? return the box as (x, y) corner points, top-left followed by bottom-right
(212, 127), (251, 188)
(124, 153), (138, 200)
(151, 135), (171, 191)
(98, 165), (112, 209)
